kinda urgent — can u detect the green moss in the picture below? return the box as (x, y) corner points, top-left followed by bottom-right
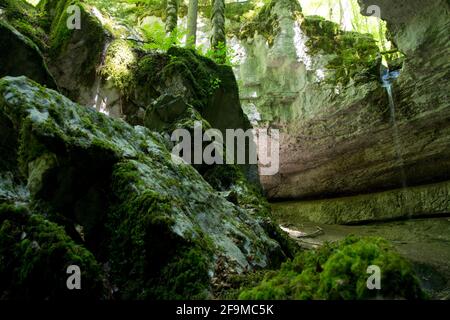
(107, 160), (214, 300)
(225, 1), (256, 22)
(17, 118), (48, 177)
(302, 16), (381, 85)
(0, 0), (48, 51)
(239, 236), (426, 300)
(240, 0), (302, 46)
(1, 76), (286, 301)
(101, 39), (136, 91)
(101, 44), (229, 114)
(203, 164), (270, 216)
(163, 47), (224, 110)
(0, 203), (106, 299)
(43, 0), (107, 88)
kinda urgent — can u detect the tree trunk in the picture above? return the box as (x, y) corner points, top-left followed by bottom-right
(186, 0), (198, 48)
(328, 0), (333, 20)
(165, 0), (178, 35)
(211, 0), (226, 63)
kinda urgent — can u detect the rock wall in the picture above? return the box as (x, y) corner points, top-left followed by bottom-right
(236, 0), (450, 204)
(0, 0), (56, 88)
(273, 180), (450, 225)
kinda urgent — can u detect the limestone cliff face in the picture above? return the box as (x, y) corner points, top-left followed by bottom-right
(237, 0), (450, 201)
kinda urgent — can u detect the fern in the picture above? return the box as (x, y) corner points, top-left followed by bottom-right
(140, 22), (186, 51)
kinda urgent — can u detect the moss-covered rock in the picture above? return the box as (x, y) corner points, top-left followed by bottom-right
(0, 75), (288, 299)
(100, 42), (261, 190)
(0, 203), (106, 300)
(126, 46), (251, 134)
(301, 15), (381, 85)
(0, 0), (48, 52)
(0, 20), (56, 89)
(39, 0), (109, 103)
(240, 0), (302, 46)
(239, 236), (425, 300)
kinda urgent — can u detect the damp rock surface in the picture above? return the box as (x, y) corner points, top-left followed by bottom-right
(0, 76), (287, 299)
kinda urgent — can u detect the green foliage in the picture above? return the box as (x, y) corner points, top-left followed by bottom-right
(201, 41), (236, 67)
(0, 0), (48, 51)
(239, 236), (426, 300)
(107, 160), (214, 299)
(140, 21), (186, 51)
(302, 15), (381, 84)
(101, 39), (136, 91)
(209, 77), (222, 91)
(0, 203), (106, 299)
(240, 0), (302, 46)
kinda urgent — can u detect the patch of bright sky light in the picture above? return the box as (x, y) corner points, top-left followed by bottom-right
(293, 21), (313, 69)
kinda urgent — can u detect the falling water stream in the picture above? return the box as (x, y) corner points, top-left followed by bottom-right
(93, 41), (112, 114)
(381, 69), (408, 189)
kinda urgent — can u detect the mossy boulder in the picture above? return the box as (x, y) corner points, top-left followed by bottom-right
(0, 203), (106, 300)
(0, 0), (48, 52)
(0, 76), (288, 299)
(119, 46), (251, 135)
(100, 42), (260, 186)
(239, 236), (425, 300)
(0, 20), (56, 89)
(38, 0), (109, 103)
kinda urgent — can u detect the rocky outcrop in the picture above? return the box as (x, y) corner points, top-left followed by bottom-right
(237, 0), (450, 210)
(39, 0), (110, 105)
(32, 1), (259, 181)
(36, 1), (251, 136)
(0, 76), (288, 299)
(0, 20), (56, 89)
(272, 180), (450, 225)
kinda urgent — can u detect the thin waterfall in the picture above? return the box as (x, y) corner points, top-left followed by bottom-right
(93, 40), (112, 114)
(381, 69), (408, 190)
